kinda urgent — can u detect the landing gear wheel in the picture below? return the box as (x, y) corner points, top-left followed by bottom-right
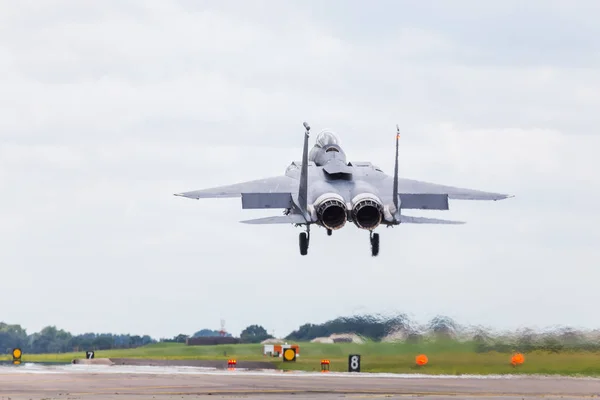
(327, 229), (332, 236)
(299, 232), (309, 256)
(370, 232), (380, 257)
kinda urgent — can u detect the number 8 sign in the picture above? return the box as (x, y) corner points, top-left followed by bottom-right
(348, 354), (361, 372)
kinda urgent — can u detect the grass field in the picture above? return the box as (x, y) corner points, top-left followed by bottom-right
(3, 341), (600, 376)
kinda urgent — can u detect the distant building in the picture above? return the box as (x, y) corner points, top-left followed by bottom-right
(310, 333), (365, 344)
(261, 338), (284, 344)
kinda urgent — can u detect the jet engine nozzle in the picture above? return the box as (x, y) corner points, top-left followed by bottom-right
(351, 194), (384, 230)
(313, 193), (347, 230)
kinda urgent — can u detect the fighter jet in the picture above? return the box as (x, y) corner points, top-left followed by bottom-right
(175, 122), (512, 256)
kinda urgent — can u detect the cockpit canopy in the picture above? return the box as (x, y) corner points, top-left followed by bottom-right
(315, 130), (340, 148)
(309, 129), (343, 163)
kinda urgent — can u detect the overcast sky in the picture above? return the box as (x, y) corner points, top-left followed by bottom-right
(1, 0), (599, 339)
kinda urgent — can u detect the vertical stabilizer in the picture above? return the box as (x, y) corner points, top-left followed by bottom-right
(392, 124), (400, 221)
(298, 122), (311, 219)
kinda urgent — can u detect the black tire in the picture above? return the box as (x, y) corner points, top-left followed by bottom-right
(299, 232), (308, 255)
(371, 233), (379, 257)
(327, 229), (332, 236)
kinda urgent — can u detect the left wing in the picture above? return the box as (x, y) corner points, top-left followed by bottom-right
(175, 175), (298, 199)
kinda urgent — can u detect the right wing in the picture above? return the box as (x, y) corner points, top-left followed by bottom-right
(396, 177), (512, 201)
(175, 176), (299, 199)
(375, 176), (512, 209)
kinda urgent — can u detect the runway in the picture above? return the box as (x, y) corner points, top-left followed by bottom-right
(1, 364), (600, 400)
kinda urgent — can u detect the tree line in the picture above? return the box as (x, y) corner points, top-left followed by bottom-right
(0, 322), (271, 354)
(3, 314), (599, 354)
(1, 323), (155, 354)
(284, 314), (415, 342)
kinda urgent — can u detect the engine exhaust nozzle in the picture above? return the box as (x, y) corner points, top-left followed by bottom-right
(351, 194), (384, 230)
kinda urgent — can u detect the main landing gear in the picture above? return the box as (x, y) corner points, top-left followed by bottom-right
(299, 227), (379, 257)
(299, 226), (310, 256)
(299, 226), (332, 255)
(370, 231), (380, 257)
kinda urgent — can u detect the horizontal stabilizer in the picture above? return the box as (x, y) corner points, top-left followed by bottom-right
(240, 214), (307, 225)
(400, 215), (465, 224)
(241, 192), (293, 209)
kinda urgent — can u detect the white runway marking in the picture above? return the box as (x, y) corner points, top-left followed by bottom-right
(1, 363), (599, 382)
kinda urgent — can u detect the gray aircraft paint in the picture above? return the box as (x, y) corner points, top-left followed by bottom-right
(175, 123), (512, 255)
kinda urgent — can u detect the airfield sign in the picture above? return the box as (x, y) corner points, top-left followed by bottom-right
(348, 354), (361, 372)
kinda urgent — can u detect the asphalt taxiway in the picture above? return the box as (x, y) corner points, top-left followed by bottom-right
(1, 364), (600, 400)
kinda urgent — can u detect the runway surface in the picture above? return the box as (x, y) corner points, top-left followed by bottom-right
(1, 363), (600, 400)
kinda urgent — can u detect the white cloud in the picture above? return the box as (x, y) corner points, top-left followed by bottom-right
(0, 0), (598, 338)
